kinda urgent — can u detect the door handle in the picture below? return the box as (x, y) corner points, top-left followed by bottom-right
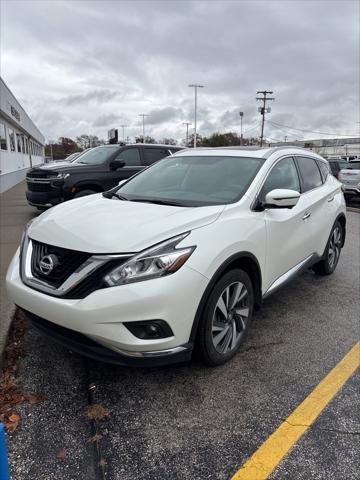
(302, 212), (311, 220)
(327, 196), (334, 202)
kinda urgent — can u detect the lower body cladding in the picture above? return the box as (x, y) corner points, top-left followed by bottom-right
(6, 251), (209, 366)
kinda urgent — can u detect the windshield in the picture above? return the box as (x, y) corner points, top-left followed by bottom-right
(72, 146), (118, 165)
(117, 155), (264, 206)
(66, 152), (80, 162)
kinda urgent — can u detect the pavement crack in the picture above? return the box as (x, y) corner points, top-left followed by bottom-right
(242, 340), (284, 352)
(284, 420), (360, 436)
(84, 358), (107, 480)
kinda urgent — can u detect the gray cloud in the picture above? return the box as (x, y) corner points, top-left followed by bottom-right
(92, 113), (121, 128)
(62, 89), (120, 106)
(1, 0), (359, 143)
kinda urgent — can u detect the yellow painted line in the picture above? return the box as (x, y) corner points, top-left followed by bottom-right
(232, 341), (360, 480)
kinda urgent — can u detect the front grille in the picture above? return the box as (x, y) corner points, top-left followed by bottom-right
(63, 260), (124, 299)
(28, 240), (130, 299)
(27, 169), (57, 179)
(31, 240), (91, 288)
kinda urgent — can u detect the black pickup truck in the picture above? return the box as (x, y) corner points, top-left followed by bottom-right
(26, 143), (183, 209)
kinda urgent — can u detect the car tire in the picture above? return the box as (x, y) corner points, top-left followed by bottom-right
(73, 189), (97, 198)
(313, 220), (343, 276)
(197, 269), (254, 366)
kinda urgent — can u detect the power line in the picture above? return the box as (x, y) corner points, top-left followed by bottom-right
(267, 120), (358, 137)
(256, 90), (275, 146)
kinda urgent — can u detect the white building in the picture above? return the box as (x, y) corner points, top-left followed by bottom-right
(270, 137), (360, 159)
(0, 77), (45, 193)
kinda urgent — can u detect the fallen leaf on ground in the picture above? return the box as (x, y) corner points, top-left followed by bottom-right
(86, 404), (109, 421)
(6, 413), (20, 431)
(87, 433), (103, 443)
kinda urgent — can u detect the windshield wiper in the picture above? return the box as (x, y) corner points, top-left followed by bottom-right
(130, 198), (186, 206)
(102, 191), (128, 201)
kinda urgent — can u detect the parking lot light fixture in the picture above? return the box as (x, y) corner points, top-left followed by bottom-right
(188, 84), (204, 148)
(138, 114), (149, 143)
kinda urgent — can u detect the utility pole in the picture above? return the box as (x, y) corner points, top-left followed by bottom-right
(183, 122), (192, 147)
(120, 125), (128, 143)
(188, 84), (204, 148)
(138, 114), (149, 142)
(256, 90), (275, 146)
(284, 136), (288, 143)
(239, 112), (244, 145)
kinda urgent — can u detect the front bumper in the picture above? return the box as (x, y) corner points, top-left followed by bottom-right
(26, 189), (63, 207)
(6, 249), (208, 365)
(23, 310), (192, 367)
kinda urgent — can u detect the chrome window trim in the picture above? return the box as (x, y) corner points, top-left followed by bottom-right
(21, 236), (132, 297)
(26, 177), (54, 183)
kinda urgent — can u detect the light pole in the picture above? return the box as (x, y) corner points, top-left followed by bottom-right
(188, 84), (204, 148)
(182, 122), (192, 147)
(120, 125), (128, 143)
(239, 112), (244, 145)
(138, 114), (149, 142)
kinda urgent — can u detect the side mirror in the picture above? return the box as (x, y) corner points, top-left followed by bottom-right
(118, 179), (126, 187)
(109, 159), (125, 170)
(264, 189), (300, 209)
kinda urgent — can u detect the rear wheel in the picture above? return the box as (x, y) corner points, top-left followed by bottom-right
(313, 220), (343, 275)
(73, 189), (97, 198)
(197, 269), (254, 366)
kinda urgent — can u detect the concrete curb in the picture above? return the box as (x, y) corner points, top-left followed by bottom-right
(0, 181), (35, 360)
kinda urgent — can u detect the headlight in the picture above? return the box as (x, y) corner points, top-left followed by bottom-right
(56, 173), (70, 180)
(104, 232), (196, 287)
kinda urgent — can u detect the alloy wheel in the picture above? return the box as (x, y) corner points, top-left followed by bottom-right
(211, 281), (250, 354)
(328, 226), (342, 269)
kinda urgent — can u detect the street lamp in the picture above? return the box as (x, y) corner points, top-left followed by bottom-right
(182, 122), (192, 147)
(239, 112), (244, 145)
(188, 84), (204, 148)
(120, 125), (128, 143)
(138, 114), (149, 142)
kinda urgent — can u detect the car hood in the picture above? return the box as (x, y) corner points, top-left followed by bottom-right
(27, 162), (96, 176)
(28, 194), (224, 253)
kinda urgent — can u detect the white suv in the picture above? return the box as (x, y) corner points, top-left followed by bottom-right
(6, 147), (346, 366)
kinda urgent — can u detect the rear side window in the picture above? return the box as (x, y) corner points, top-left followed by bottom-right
(316, 161), (330, 182)
(143, 147), (170, 166)
(260, 157), (300, 200)
(296, 157), (323, 192)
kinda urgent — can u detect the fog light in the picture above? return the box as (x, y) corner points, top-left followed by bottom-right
(124, 320), (173, 340)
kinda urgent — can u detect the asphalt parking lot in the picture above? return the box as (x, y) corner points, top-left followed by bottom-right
(4, 209), (360, 480)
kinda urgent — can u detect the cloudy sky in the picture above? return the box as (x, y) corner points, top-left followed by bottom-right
(1, 0), (359, 144)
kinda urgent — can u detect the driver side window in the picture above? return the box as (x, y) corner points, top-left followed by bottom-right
(260, 157), (300, 201)
(115, 148), (141, 166)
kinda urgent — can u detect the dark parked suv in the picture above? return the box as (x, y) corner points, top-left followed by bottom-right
(26, 144), (183, 208)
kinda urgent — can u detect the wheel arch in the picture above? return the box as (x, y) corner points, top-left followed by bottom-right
(189, 252), (262, 344)
(71, 182), (104, 195)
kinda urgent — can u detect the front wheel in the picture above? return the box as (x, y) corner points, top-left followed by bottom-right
(313, 220), (343, 275)
(197, 269), (254, 366)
